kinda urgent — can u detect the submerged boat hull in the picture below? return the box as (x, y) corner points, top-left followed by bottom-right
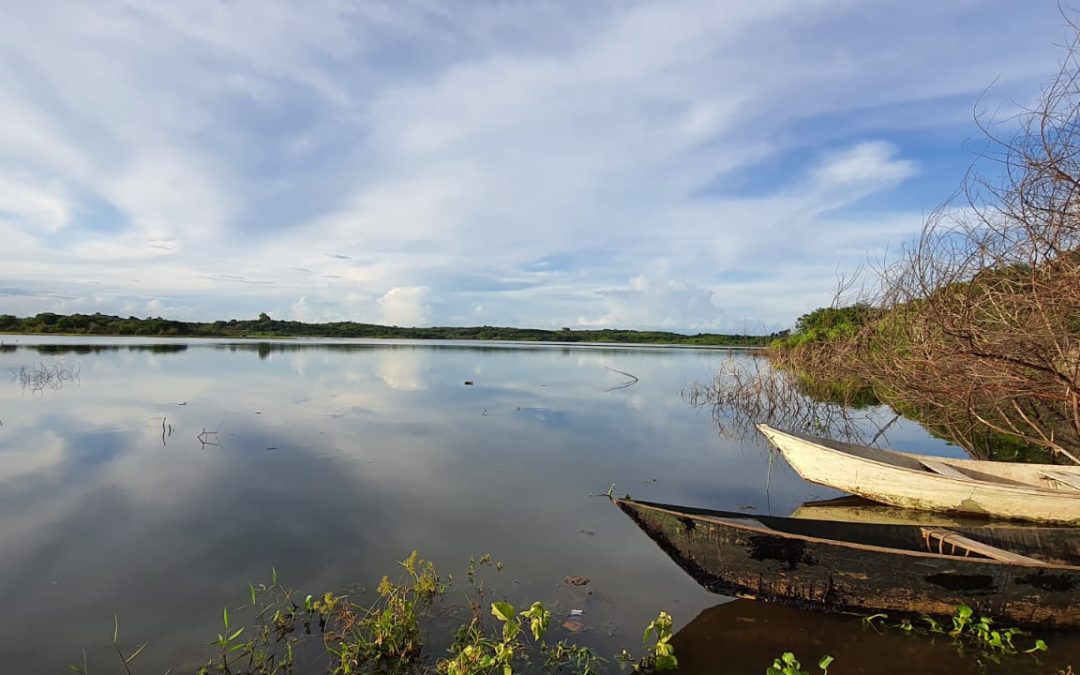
(758, 425), (1080, 524)
(617, 498), (1080, 627)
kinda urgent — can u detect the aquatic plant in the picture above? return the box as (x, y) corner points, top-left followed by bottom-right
(862, 605), (1049, 663)
(72, 552), (671, 675)
(765, 652), (833, 675)
(615, 611), (677, 673)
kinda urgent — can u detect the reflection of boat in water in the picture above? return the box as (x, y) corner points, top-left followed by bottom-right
(757, 424), (1080, 524)
(671, 599), (1080, 675)
(793, 495), (996, 527)
(615, 498), (1080, 626)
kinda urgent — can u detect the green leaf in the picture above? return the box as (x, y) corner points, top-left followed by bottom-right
(655, 654), (678, 671)
(818, 654), (834, 671)
(502, 617), (520, 643)
(491, 601), (516, 623)
(642, 621), (656, 642)
(1024, 639), (1049, 653)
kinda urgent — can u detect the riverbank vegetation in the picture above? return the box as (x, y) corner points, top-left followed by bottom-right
(75, 551), (1063, 674)
(0, 312), (774, 347)
(753, 23), (1080, 463)
(74, 553), (678, 675)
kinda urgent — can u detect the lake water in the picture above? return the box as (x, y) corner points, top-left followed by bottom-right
(0, 337), (1076, 673)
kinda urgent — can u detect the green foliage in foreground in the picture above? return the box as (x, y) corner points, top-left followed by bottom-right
(766, 652), (832, 675)
(0, 312), (776, 347)
(72, 552), (676, 675)
(863, 605), (1049, 665)
(768, 604), (1058, 675)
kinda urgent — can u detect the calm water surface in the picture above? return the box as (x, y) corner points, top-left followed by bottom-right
(0, 337), (1076, 673)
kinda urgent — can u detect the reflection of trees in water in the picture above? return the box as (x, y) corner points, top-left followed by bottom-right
(219, 341), (682, 358)
(6, 344), (189, 355)
(685, 356), (897, 446)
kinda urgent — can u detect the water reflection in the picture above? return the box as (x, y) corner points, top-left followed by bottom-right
(673, 600), (1079, 674)
(0, 337), (1071, 673)
(375, 348), (429, 391)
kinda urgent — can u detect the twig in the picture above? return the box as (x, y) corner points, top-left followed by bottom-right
(604, 367), (639, 392)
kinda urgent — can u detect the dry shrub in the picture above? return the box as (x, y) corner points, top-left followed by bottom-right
(815, 21), (1080, 462)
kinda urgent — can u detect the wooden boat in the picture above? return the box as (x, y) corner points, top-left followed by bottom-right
(616, 497), (1080, 626)
(757, 424), (1080, 524)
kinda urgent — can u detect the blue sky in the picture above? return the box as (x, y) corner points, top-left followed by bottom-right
(0, 1), (1067, 332)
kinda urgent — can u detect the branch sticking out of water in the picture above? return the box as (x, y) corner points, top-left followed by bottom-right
(685, 356), (889, 445)
(604, 366), (639, 392)
(11, 361), (80, 393)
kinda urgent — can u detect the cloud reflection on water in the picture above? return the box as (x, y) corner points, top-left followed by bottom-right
(0, 338), (961, 673)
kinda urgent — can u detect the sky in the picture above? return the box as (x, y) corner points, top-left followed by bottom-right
(0, 1), (1069, 333)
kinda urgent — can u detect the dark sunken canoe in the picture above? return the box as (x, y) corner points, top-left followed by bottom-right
(616, 498), (1080, 627)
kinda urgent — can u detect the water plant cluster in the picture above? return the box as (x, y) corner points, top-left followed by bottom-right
(69, 553), (677, 675)
(764, 652), (832, 675)
(863, 605), (1049, 664)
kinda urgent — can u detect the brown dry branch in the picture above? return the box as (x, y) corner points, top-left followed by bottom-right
(685, 355), (887, 445)
(11, 361), (81, 393)
(798, 21), (1080, 462)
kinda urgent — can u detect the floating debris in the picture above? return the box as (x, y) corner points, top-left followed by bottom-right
(564, 575), (589, 587)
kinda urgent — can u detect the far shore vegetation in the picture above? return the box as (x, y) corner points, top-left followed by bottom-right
(0, 312), (777, 347)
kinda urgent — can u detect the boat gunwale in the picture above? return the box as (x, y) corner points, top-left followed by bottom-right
(616, 498), (1080, 571)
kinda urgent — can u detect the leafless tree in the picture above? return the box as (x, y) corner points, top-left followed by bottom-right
(843, 21), (1080, 462)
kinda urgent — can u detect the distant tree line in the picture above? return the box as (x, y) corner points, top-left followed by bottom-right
(0, 312), (777, 347)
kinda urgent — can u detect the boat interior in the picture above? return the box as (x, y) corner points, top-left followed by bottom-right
(629, 500), (1080, 567)
(792, 430), (1076, 490)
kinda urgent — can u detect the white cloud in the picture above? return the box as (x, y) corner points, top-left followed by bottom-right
(376, 287), (431, 327)
(812, 141), (918, 192)
(0, 0), (1065, 330)
(0, 173), (70, 233)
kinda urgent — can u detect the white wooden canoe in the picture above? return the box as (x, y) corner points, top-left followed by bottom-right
(757, 424), (1080, 524)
